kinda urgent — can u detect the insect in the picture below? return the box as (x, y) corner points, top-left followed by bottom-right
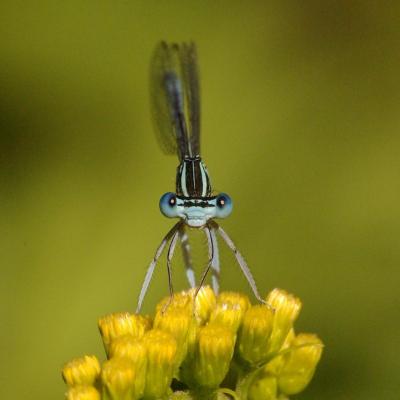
(136, 41), (265, 312)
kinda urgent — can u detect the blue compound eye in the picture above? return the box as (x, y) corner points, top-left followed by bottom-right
(215, 193), (233, 218)
(159, 192), (178, 218)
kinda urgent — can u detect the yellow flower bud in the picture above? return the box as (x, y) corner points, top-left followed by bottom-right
(262, 328), (296, 375)
(156, 291), (193, 314)
(208, 303), (242, 333)
(266, 289), (302, 356)
(248, 374), (277, 400)
(143, 329), (178, 398)
(62, 355), (100, 387)
(108, 335), (147, 396)
(65, 385), (100, 400)
(218, 291), (251, 312)
(282, 328), (295, 349)
(277, 333), (323, 395)
(237, 305), (274, 364)
(189, 325), (236, 389)
(108, 335), (146, 362)
(188, 285), (217, 324)
(209, 291), (250, 332)
(62, 287), (322, 399)
(98, 312), (151, 356)
(154, 302), (196, 366)
(101, 357), (143, 400)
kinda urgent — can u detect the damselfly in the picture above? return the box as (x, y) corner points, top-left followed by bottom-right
(136, 41), (265, 312)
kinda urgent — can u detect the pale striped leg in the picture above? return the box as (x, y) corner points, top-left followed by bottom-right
(162, 227), (180, 313)
(166, 228), (180, 298)
(193, 224), (215, 299)
(136, 221), (182, 313)
(179, 225), (196, 288)
(210, 227), (220, 294)
(209, 220), (270, 307)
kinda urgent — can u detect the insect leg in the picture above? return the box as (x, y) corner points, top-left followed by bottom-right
(166, 227), (180, 298)
(179, 225), (196, 288)
(209, 226), (220, 294)
(136, 221), (182, 313)
(209, 221), (271, 308)
(193, 224), (214, 300)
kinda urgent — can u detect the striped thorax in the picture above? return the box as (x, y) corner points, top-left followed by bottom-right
(176, 156), (211, 198)
(160, 157), (232, 228)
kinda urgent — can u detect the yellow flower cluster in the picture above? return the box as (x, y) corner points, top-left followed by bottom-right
(62, 287), (323, 400)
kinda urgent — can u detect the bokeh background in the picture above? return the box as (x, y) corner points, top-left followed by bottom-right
(1, 1), (399, 399)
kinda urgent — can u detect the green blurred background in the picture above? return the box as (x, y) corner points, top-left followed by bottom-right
(1, 1), (399, 399)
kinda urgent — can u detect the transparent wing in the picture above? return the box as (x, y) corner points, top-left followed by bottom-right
(150, 42), (188, 160)
(180, 42), (201, 156)
(149, 41), (201, 160)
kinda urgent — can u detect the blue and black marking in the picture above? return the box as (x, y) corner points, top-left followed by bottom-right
(176, 156), (212, 198)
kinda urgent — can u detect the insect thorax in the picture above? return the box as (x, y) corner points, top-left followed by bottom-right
(176, 157), (212, 198)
